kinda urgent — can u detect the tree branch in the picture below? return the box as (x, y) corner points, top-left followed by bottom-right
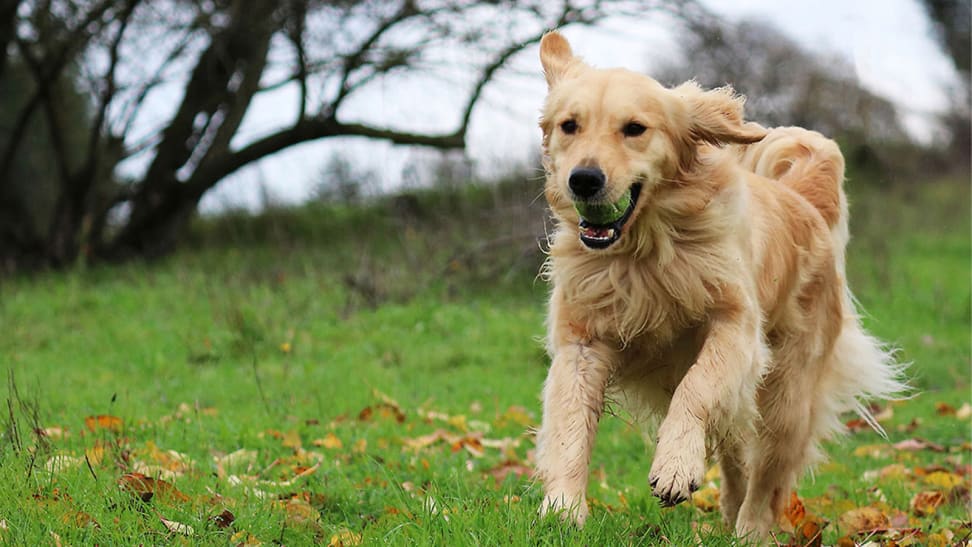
(185, 117), (464, 198)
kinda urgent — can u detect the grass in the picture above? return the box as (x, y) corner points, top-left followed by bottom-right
(0, 176), (968, 545)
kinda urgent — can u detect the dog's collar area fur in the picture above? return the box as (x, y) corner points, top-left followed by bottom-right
(578, 183), (642, 249)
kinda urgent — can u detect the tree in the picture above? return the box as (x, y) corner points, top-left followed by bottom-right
(920, 0), (970, 169)
(0, 0), (700, 272)
(653, 17), (908, 145)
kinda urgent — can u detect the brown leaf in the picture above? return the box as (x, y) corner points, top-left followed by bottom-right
(212, 509), (235, 529)
(936, 402), (957, 416)
(118, 472), (190, 504)
(783, 491), (806, 528)
(909, 490), (945, 516)
(84, 415), (123, 433)
(893, 438), (945, 452)
(486, 460), (533, 485)
(838, 506), (889, 535)
(358, 403), (405, 423)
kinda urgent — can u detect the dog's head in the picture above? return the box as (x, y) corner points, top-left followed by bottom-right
(538, 32), (766, 251)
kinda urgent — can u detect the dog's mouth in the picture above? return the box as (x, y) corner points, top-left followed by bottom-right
(575, 183), (642, 249)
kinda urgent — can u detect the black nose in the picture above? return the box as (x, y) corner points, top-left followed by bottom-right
(568, 167), (605, 199)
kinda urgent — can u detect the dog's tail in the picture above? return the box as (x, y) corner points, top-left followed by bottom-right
(813, 308), (910, 447)
(738, 127), (849, 264)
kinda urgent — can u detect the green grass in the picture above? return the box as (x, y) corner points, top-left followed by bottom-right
(0, 178), (967, 545)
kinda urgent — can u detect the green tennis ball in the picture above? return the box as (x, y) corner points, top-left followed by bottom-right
(574, 190), (631, 225)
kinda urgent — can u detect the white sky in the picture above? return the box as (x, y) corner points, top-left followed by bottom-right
(190, 0), (961, 211)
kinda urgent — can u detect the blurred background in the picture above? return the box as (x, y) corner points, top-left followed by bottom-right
(0, 0), (967, 276)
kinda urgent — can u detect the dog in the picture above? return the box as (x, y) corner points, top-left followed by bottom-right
(533, 31), (906, 540)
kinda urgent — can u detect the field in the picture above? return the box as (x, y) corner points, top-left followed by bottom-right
(0, 177), (968, 545)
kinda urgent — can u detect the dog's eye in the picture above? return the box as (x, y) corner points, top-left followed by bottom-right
(622, 122), (647, 137)
(560, 120), (578, 135)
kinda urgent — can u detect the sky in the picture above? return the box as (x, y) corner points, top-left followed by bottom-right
(186, 0), (961, 212)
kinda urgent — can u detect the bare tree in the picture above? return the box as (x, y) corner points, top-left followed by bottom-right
(0, 0), (699, 271)
(653, 17), (907, 144)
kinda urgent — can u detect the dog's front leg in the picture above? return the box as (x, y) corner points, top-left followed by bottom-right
(649, 300), (762, 507)
(536, 339), (615, 527)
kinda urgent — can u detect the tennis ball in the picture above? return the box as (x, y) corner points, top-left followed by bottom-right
(574, 189), (631, 225)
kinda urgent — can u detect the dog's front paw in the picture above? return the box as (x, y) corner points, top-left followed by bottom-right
(648, 423), (705, 506)
(539, 493), (589, 527)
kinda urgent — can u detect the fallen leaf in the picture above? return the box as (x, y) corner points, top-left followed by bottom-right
(923, 470), (964, 491)
(936, 402), (957, 416)
(853, 444), (891, 458)
(328, 529), (362, 546)
(957, 403), (972, 420)
(37, 426), (68, 440)
(160, 516), (194, 536)
(212, 509), (235, 529)
(84, 415), (122, 433)
(312, 433), (343, 449)
(118, 473), (190, 504)
(893, 438), (945, 452)
(691, 486), (720, 512)
(281, 497), (321, 528)
(45, 454), (84, 474)
(486, 460), (533, 485)
(839, 506), (889, 535)
(230, 530), (263, 545)
(783, 492), (807, 529)
(909, 490), (945, 516)
(358, 403), (405, 423)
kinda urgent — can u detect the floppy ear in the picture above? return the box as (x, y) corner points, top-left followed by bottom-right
(676, 82), (767, 145)
(539, 31), (574, 87)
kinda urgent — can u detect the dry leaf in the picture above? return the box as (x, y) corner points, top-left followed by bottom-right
(486, 460), (533, 485)
(282, 497), (321, 528)
(230, 530), (263, 545)
(312, 433), (343, 449)
(212, 509), (235, 529)
(923, 471), (964, 490)
(84, 415), (123, 433)
(910, 490), (945, 516)
(160, 516), (194, 536)
(893, 438), (945, 452)
(45, 454), (84, 474)
(118, 472), (190, 504)
(691, 486), (720, 512)
(956, 403), (972, 420)
(839, 506), (889, 535)
(328, 529), (362, 546)
(783, 492), (806, 529)
(936, 402), (957, 416)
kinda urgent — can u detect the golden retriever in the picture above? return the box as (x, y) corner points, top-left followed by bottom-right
(534, 31), (906, 540)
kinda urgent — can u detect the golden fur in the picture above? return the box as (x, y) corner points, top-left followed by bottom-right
(534, 32), (906, 540)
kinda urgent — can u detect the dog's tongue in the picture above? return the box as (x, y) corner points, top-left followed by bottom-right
(581, 225), (613, 239)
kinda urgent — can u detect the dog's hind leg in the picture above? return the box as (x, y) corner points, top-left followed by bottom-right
(717, 432), (750, 528)
(535, 339), (616, 527)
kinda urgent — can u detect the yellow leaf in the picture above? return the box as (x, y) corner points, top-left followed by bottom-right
(691, 486), (720, 512)
(230, 530), (262, 545)
(923, 470), (963, 490)
(312, 433), (343, 449)
(328, 529), (362, 546)
(281, 430), (302, 449)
